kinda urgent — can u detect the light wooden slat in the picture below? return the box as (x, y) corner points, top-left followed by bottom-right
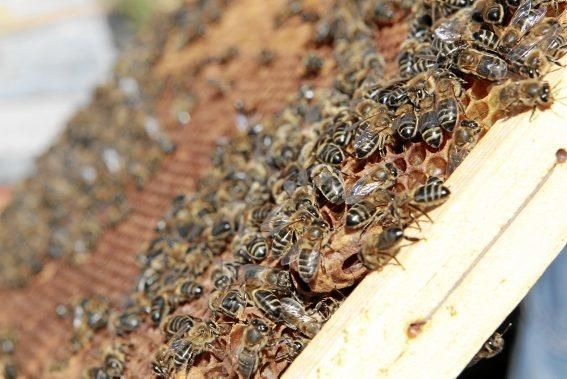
(284, 79), (567, 377)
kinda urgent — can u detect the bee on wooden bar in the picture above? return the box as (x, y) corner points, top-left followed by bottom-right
(360, 227), (419, 269)
(448, 119), (482, 173)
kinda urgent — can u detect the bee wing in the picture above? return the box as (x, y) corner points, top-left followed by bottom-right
(511, 1), (546, 35)
(434, 18), (465, 42)
(260, 205), (291, 236)
(345, 178), (382, 205)
(280, 240), (300, 267)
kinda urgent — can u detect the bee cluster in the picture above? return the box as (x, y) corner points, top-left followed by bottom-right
(0, 1), (239, 289)
(73, 0), (566, 377)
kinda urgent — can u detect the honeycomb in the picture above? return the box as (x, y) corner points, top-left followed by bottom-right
(0, 0), (564, 378)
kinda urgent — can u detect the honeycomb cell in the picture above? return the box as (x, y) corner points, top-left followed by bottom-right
(426, 157), (448, 178)
(407, 143), (426, 166)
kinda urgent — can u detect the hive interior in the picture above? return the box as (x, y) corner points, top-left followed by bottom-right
(0, 0), (565, 377)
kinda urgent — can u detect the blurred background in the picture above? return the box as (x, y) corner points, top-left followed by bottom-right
(0, 0), (176, 207)
(0, 1), (564, 378)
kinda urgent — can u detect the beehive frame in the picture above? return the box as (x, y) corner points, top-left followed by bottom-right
(285, 67), (567, 378)
(0, 0), (566, 377)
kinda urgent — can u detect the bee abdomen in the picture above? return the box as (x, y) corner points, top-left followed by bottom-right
(298, 249), (320, 283)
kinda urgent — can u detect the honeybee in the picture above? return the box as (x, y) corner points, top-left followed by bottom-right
(474, 0), (504, 24)
(346, 190), (392, 230)
(242, 264), (293, 293)
(498, 0), (547, 53)
(393, 104), (418, 139)
(251, 289), (281, 319)
(233, 231), (269, 263)
(495, 79), (552, 111)
(276, 336), (308, 362)
(316, 141), (345, 166)
(412, 179), (451, 209)
(360, 227), (419, 269)
(455, 47), (508, 81)
(434, 72), (463, 132)
(209, 288), (247, 320)
(346, 162), (399, 205)
(162, 314), (196, 340)
(237, 319), (271, 379)
(352, 107), (393, 159)
(471, 29), (500, 53)
(468, 324), (511, 366)
(279, 297), (323, 338)
(174, 280), (204, 303)
(102, 346), (127, 378)
(418, 94), (443, 149)
(150, 293), (178, 325)
(283, 224), (329, 284)
(448, 119), (482, 174)
(309, 163), (345, 205)
(211, 263), (239, 291)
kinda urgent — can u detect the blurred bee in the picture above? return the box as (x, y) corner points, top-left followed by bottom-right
(360, 227), (419, 270)
(111, 308), (142, 336)
(495, 79), (552, 111)
(346, 162), (399, 205)
(474, 0), (504, 25)
(162, 314), (196, 340)
(257, 48), (276, 66)
(205, 217), (236, 256)
(303, 53), (324, 76)
(150, 293), (178, 325)
(498, 0), (547, 53)
(209, 288), (247, 319)
(309, 163), (345, 205)
(316, 140), (345, 166)
(211, 262), (239, 290)
(174, 280), (204, 303)
(237, 319), (271, 379)
(448, 119), (482, 174)
(279, 297), (323, 338)
(455, 47), (508, 81)
(276, 336), (309, 362)
(242, 264), (293, 293)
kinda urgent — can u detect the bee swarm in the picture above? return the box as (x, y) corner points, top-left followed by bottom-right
(0, 0), (565, 378)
